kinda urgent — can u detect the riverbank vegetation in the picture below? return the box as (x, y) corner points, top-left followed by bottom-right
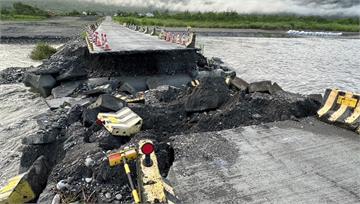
(0, 2), (50, 21)
(114, 12), (359, 32)
(0, 2), (97, 21)
(30, 43), (57, 61)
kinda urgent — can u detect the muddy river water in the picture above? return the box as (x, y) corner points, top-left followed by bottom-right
(1, 37), (359, 94)
(0, 36), (359, 184)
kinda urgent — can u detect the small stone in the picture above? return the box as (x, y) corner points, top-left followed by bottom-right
(115, 194), (122, 200)
(56, 180), (69, 191)
(51, 194), (60, 204)
(85, 157), (95, 167)
(85, 177), (92, 183)
(105, 192), (112, 199)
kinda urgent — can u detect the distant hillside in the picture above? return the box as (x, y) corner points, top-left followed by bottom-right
(0, 0), (130, 14)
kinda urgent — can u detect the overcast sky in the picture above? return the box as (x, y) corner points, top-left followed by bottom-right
(80, 0), (360, 16)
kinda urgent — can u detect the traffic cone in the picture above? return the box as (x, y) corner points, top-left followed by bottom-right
(96, 36), (102, 47)
(102, 34), (107, 48)
(93, 32), (99, 43)
(101, 33), (105, 46)
(104, 41), (111, 51)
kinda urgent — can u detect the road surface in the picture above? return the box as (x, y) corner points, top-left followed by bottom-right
(168, 117), (360, 203)
(90, 17), (187, 54)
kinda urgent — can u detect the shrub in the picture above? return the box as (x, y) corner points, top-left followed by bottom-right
(12, 2), (49, 17)
(30, 43), (57, 60)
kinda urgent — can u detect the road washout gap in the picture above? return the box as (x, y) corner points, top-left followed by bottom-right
(0, 35), (322, 203)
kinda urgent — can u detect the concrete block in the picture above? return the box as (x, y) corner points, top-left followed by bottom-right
(23, 73), (56, 97)
(22, 130), (58, 145)
(230, 77), (249, 91)
(45, 97), (91, 110)
(270, 82), (284, 94)
(82, 108), (101, 127)
(119, 82), (137, 95)
(84, 84), (113, 96)
(56, 66), (87, 81)
(51, 81), (81, 98)
(89, 94), (127, 112)
(185, 77), (230, 112)
(248, 81), (272, 93)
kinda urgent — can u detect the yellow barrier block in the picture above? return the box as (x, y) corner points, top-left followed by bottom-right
(137, 140), (167, 203)
(98, 107), (143, 136)
(345, 103), (360, 124)
(337, 95), (358, 108)
(115, 94), (145, 104)
(317, 89), (339, 117)
(191, 80), (200, 87)
(329, 92), (353, 122)
(0, 173), (35, 204)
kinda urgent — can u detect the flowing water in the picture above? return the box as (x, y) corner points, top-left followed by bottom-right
(0, 36), (359, 183)
(197, 37), (360, 94)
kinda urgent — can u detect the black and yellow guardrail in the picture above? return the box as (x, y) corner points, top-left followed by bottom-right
(317, 89), (360, 133)
(115, 94), (145, 104)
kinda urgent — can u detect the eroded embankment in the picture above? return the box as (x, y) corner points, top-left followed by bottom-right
(0, 37), (321, 203)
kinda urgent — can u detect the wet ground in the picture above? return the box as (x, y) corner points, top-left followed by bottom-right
(168, 117), (360, 203)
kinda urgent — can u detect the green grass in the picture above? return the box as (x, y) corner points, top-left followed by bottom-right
(0, 14), (47, 21)
(30, 43), (57, 61)
(114, 12), (360, 32)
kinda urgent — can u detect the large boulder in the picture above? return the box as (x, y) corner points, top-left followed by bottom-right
(24, 156), (51, 198)
(88, 94), (126, 112)
(248, 81), (284, 94)
(23, 73), (56, 97)
(56, 66), (87, 82)
(51, 81), (82, 98)
(185, 77), (231, 112)
(248, 81), (272, 93)
(229, 77), (249, 91)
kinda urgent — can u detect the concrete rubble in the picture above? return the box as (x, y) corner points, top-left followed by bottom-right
(0, 35), (337, 203)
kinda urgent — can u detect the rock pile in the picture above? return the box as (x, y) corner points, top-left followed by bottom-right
(0, 37), (322, 203)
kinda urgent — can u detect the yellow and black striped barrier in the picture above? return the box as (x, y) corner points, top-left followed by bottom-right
(97, 107), (143, 136)
(0, 173), (36, 204)
(190, 80), (200, 87)
(317, 89), (360, 133)
(115, 94), (145, 104)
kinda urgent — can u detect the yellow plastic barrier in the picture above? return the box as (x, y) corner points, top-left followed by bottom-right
(190, 80), (200, 87)
(98, 107), (143, 136)
(317, 89), (360, 133)
(0, 173), (36, 204)
(115, 94), (145, 104)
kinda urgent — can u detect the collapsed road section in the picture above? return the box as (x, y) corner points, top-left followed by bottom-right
(0, 16), (358, 203)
